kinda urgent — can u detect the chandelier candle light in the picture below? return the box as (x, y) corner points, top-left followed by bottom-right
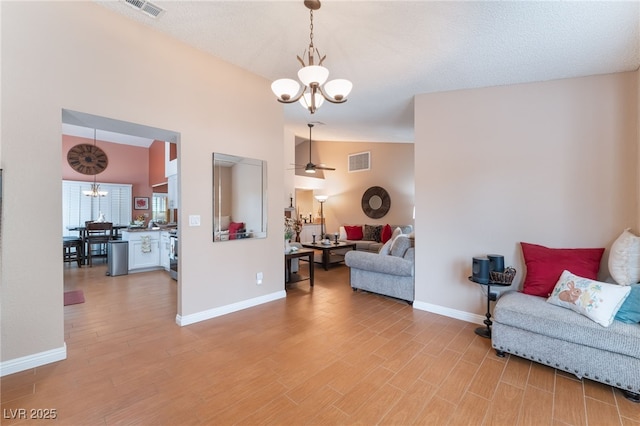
(271, 0), (352, 114)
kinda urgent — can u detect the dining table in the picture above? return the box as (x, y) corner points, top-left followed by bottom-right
(67, 224), (130, 265)
(67, 224), (130, 240)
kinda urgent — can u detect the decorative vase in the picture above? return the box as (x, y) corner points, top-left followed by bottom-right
(285, 239), (292, 253)
(295, 231), (301, 243)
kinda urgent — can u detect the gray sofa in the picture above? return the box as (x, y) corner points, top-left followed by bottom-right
(492, 291), (640, 401)
(339, 224), (413, 253)
(344, 234), (415, 303)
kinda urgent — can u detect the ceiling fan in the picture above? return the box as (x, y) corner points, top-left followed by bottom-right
(294, 123), (336, 174)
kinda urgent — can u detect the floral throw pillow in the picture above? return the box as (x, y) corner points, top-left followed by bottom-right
(547, 270), (631, 327)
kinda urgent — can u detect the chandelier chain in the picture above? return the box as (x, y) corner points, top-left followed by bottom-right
(309, 10), (314, 48)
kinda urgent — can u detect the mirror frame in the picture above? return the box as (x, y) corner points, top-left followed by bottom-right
(212, 153), (267, 242)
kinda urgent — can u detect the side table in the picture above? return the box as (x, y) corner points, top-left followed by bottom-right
(468, 277), (511, 338)
(285, 248), (315, 287)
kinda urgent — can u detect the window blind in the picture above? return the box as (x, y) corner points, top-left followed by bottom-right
(62, 180), (132, 236)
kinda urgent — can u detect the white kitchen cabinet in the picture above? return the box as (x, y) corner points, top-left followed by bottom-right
(121, 230), (162, 272)
(165, 142), (177, 177)
(160, 231), (170, 271)
(167, 174), (179, 209)
(299, 224), (321, 243)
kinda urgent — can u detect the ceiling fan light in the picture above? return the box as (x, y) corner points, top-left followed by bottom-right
(324, 79), (353, 100)
(299, 92), (325, 110)
(305, 166), (316, 174)
(298, 65), (329, 86)
(271, 78), (300, 101)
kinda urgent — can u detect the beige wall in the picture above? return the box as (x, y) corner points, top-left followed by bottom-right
(295, 140), (415, 233)
(414, 72), (638, 320)
(1, 2), (284, 366)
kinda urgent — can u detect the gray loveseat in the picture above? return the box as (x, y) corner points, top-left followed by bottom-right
(345, 234), (415, 303)
(492, 291), (640, 401)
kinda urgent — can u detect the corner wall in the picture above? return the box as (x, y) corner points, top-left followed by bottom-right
(414, 72), (638, 319)
(1, 2), (284, 370)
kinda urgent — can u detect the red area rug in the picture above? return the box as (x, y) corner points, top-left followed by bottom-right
(64, 290), (85, 306)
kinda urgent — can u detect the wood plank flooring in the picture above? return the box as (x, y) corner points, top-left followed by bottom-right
(1, 262), (638, 425)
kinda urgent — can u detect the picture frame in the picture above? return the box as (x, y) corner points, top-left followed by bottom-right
(134, 197), (149, 210)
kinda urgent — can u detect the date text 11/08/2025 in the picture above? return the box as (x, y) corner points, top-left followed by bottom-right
(3, 408), (57, 420)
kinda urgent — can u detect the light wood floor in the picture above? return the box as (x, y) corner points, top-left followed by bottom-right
(1, 262), (638, 425)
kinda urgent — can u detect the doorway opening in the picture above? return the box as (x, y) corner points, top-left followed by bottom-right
(61, 109), (181, 314)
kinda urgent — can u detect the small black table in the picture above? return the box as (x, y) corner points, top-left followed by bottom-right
(469, 277), (512, 338)
(285, 248), (315, 287)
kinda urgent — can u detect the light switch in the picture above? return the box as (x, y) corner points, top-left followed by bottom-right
(188, 215), (201, 226)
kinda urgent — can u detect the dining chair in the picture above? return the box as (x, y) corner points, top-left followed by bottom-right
(84, 221), (114, 267)
(63, 236), (84, 267)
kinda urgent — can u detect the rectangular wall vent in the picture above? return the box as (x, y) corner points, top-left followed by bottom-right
(123, 0), (165, 18)
(348, 151), (371, 173)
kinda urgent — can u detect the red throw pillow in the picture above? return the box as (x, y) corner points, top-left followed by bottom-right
(344, 225), (363, 240)
(520, 242), (604, 297)
(228, 221), (244, 240)
(381, 224), (392, 243)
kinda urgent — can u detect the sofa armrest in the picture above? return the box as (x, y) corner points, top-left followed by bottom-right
(345, 250), (413, 277)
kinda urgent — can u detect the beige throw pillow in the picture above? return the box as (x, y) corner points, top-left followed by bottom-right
(609, 228), (640, 286)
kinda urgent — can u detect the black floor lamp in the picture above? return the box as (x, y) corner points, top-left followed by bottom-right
(315, 195), (328, 238)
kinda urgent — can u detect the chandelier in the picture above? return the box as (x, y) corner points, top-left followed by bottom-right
(83, 129), (108, 197)
(271, 0), (352, 114)
(84, 178), (108, 198)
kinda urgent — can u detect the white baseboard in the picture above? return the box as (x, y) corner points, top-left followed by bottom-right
(0, 344), (67, 377)
(176, 290), (287, 326)
(413, 300), (485, 325)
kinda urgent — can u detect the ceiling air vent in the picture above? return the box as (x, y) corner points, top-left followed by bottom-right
(348, 151), (370, 173)
(123, 0), (165, 18)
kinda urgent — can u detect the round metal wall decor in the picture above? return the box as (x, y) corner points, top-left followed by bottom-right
(361, 186), (391, 219)
(67, 143), (109, 175)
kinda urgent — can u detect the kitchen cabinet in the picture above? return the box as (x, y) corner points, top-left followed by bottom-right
(167, 174), (178, 209)
(121, 230), (162, 272)
(160, 231), (170, 271)
(299, 224), (321, 243)
(165, 142), (177, 177)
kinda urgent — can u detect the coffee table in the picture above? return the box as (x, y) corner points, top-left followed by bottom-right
(301, 241), (357, 271)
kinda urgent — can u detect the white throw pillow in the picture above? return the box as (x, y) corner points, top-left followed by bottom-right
(608, 228), (640, 286)
(339, 226), (347, 240)
(547, 270), (631, 327)
(378, 238), (394, 255)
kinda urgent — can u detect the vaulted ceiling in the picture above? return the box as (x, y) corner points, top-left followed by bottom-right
(96, 1), (639, 143)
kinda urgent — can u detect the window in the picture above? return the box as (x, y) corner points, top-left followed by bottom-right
(62, 180), (132, 236)
(152, 193), (168, 222)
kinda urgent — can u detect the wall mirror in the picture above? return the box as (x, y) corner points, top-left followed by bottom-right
(213, 153), (267, 242)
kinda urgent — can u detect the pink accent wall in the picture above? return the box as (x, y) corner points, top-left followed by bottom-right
(62, 135), (152, 219)
(148, 140), (167, 187)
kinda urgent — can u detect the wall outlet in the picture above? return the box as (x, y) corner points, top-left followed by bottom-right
(256, 272), (263, 285)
